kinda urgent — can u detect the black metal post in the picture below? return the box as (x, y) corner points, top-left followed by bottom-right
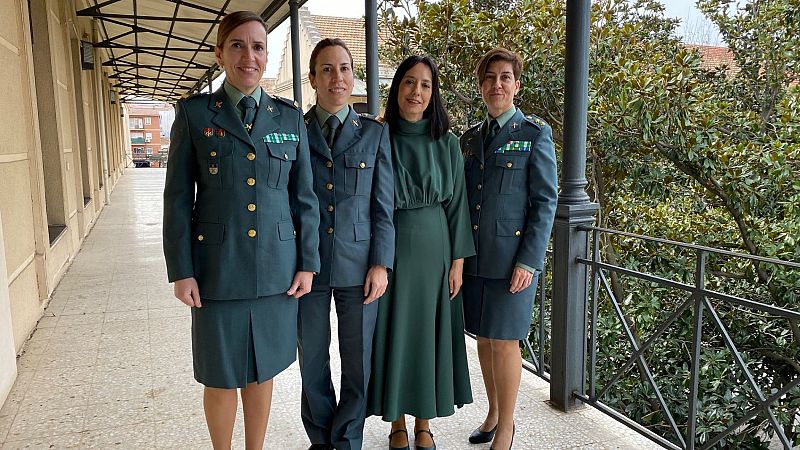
(289, 0), (303, 106)
(364, 0), (379, 114)
(549, 0), (599, 412)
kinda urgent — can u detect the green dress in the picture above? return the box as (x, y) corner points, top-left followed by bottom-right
(367, 118), (476, 421)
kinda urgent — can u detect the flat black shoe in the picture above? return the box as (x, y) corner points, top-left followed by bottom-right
(489, 424), (515, 450)
(468, 424), (497, 444)
(414, 429), (436, 450)
(308, 445), (333, 450)
(389, 429), (410, 450)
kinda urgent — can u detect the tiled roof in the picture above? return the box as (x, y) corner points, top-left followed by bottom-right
(687, 44), (738, 75)
(308, 14), (390, 68)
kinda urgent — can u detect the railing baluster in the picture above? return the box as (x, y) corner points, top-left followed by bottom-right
(538, 259), (546, 378)
(686, 250), (706, 450)
(589, 228), (600, 401)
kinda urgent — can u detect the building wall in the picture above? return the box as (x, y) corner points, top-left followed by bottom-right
(0, 0), (127, 407)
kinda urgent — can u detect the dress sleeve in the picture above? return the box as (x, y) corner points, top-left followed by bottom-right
(443, 134), (476, 260)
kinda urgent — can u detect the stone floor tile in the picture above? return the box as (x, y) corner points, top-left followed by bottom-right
(5, 405), (86, 441)
(152, 391), (204, 420)
(31, 365), (96, 386)
(148, 306), (190, 319)
(0, 414), (13, 443)
(84, 398), (155, 431)
(104, 310), (149, 322)
(55, 312), (104, 327)
(153, 417), (211, 448)
(1, 432), (82, 449)
(19, 382), (90, 410)
(35, 314), (59, 328)
(150, 355), (193, 375)
(80, 422), (155, 449)
(102, 319), (150, 336)
(37, 349), (98, 369)
(88, 377), (153, 404)
(13, 354), (39, 373)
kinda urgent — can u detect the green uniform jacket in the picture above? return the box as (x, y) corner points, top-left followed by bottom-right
(460, 109), (558, 279)
(163, 88), (321, 300)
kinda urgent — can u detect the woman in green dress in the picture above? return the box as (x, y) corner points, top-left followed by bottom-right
(368, 55), (475, 450)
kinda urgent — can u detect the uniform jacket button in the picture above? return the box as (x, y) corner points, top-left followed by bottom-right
(197, 234), (204, 241)
(209, 150), (217, 157)
(326, 227), (334, 234)
(515, 230), (522, 236)
(479, 164), (484, 170)
(506, 162), (513, 168)
(359, 161), (366, 169)
(477, 184), (482, 191)
(326, 182), (334, 190)
(247, 203), (256, 212)
(325, 161), (333, 168)
(247, 177), (256, 186)
(248, 229), (257, 238)
(246, 152), (255, 160)
(475, 204), (481, 211)
(327, 204), (334, 212)
(472, 224), (479, 231)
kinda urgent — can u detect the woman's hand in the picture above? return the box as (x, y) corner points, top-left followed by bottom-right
(174, 277), (201, 307)
(363, 265), (388, 304)
(449, 259), (464, 300)
(287, 271), (314, 298)
(509, 266), (533, 293)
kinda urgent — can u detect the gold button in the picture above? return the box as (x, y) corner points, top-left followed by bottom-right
(359, 161), (366, 169)
(325, 161), (333, 168)
(247, 203), (256, 212)
(327, 204), (334, 212)
(197, 234), (204, 241)
(472, 224), (479, 231)
(293, 230), (297, 236)
(515, 230), (522, 236)
(326, 227), (334, 234)
(506, 162), (513, 168)
(247, 177), (256, 186)
(326, 182), (334, 190)
(284, 153), (289, 160)
(247, 152), (255, 161)
(477, 184), (482, 191)
(248, 229), (257, 238)
(479, 164), (484, 170)
(475, 204), (481, 211)
(209, 151), (217, 157)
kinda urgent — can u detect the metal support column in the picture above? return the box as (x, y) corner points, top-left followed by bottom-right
(364, 0), (379, 114)
(549, 0), (599, 412)
(289, 0), (303, 105)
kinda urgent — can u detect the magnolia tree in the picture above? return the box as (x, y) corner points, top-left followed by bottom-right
(378, 0), (800, 446)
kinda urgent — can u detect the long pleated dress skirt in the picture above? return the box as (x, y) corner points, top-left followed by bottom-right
(368, 205), (473, 421)
(191, 293), (298, 389)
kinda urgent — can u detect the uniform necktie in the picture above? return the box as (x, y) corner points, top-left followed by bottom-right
(325, 114), (340, 148)
(484, 119), (500, 149)
(240, 96), (256, 133)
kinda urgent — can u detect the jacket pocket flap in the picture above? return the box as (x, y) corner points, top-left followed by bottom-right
(496, 219), (524, 237)
(354, 221), (371, 241)
(495, 154), (526, 169)
(345, 153), (376, 168)
(267, 142), (297, 161)
(278, 220), (296, 241)
(194, 222), (225, 245)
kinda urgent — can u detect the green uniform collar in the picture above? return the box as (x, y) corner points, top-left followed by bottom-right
(223, 81), (262, 108)
(314, 104), (350, 128)
(487, 106), (517, 129)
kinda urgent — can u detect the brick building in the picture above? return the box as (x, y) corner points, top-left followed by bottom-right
(127, 103), (173, 167)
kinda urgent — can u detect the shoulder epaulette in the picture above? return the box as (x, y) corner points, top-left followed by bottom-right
(359, 112), (385, 124)
(273, 96), (301, 110)
(524, 114), (547, 128)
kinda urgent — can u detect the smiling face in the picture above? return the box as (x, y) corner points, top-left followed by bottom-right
(396, 62), (433, 122)
(214, 20), (267, 95)
(309, 45), (354, 113)
(480, 59), (521, 118)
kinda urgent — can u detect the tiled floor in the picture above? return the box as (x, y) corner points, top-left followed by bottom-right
(0, 170), (661, 449)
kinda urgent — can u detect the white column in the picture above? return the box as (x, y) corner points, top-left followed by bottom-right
(0, 210), (18, 407)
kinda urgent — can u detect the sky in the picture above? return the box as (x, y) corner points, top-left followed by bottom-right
(261, 0), (721, 79)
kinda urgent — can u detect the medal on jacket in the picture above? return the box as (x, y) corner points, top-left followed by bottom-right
(208, 162), (218, 175)
(216, 128), (225, 138)
(203, 128), (213, 137)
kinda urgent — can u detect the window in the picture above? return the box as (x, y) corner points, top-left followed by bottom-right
(145, 132), (152, 142)
(144, 117), (152, 125)
(146, 148), (153, 156)
(129, 118), (143, 129)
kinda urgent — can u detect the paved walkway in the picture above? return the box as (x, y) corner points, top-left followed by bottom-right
(0, 170), (659, 449)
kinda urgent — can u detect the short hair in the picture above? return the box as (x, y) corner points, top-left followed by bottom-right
(475, 48), (523, 84)
(216, 11), (267, 48)
(309, 38), (354, 76)
(384, 55), (450, 141)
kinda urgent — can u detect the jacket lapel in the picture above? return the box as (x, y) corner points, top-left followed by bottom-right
(250, 92), (280, 145)
(208, 87), (253, 149)
(304, 107), (332, 159)
(331, 107), (361, 159)
(485, 108), (524, 159)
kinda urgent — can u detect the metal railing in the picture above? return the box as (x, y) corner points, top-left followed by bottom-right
(521, 251), (552, 382)
(575, 226), (800, 449)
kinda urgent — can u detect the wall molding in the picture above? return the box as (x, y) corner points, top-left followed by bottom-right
(0, 36), (19, 55)
(0, 153), (28, 164)
(8, 253), (34, 285)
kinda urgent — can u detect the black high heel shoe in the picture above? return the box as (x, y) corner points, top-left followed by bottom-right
(489, 424), (515, 450)
(468, 424), (497, 444)
(389, 429), (410, 450)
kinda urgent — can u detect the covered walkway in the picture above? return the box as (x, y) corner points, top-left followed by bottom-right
(0, 170), (657, 449)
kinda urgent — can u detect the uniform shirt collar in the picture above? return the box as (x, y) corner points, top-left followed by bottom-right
(314, 104), (350, 126)
(487, 106), (517, 129)
(223, 81), (262, 107)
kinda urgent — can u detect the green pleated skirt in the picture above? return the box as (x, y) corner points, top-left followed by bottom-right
(191, 294), (297, 389)
(367, 205), (472, 421)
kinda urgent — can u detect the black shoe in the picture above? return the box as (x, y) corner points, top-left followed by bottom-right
(414, 429), (436, 450)
(468, 424), (497, 444)
(489, 424), (515, 450)
(389, 429), (409, 450)
(308, 445), (333, 450)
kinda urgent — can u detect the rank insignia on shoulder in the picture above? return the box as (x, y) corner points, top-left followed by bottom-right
(203, 128), (213, 137)
(267, 105), (274, 113)
(263, 132), (300, 144)
(216, 128), (225, 138)
(525, 115), (546, 127)
(352, 119), (359, 127)
(495, 140), (532, 153)
(215, 101), (223, 108)
(304, 118), (310, 125)
(208, 163), (218, 175)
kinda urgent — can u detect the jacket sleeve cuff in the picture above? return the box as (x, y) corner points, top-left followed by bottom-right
(515, 262), (538, 274)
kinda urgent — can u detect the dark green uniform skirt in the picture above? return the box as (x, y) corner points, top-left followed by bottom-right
(462, 274), (540, 340)
(191, 294), (297, 389)
(368, 206), (472, 421)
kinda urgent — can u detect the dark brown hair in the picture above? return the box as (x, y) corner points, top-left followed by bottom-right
(475, 48), (523, 84)
(385, 55), (450, 141)
(309, 38), (354, 76)
(216, 11), (266, 48)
